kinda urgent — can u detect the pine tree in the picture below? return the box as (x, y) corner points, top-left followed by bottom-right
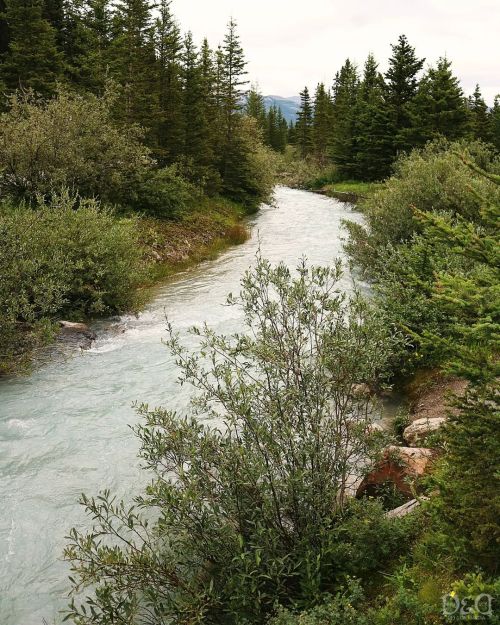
(153, 0), (184, 161)
(406, 57), (468, 146)
(0, 0), (63, 96)
(108, 0), (159, 132)
(75, 0), (113, 92)
(0, 0), (9, 55)
(220, 17), (247, 142)
(295, 86), (313, 158)
(218, 18), (249, 192)
(385, 34), (424, 152)
(181, 32), (206, 163)
(468, 84), (493, 143)
(352, 54), (393, 180)
(329, 59), (359, 176)
(491, 95), (500, 151)
(245, 85), (266, 133)
(311, 82), (331, 163)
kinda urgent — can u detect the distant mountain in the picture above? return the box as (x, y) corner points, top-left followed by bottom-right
(263, 95), (300, 123)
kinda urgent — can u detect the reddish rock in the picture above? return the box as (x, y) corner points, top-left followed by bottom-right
(356, 446), (436, 498)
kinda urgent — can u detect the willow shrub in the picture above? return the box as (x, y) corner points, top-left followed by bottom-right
(0, 191), (143, 373)
(343, 140), (499, 280)
(64, 257), (404, 625)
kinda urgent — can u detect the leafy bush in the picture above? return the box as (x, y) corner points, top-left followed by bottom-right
(64, 257), (403, 624)
(268, 578), (366, 625)
(344, 141), (499, 278)
(0, 191), (143, 373)
(0, 88), (206, 218)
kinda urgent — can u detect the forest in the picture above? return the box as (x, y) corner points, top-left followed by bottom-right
(0, 1), (498, 624)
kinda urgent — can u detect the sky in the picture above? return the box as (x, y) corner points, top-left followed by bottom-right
(170, 0), (500, 104)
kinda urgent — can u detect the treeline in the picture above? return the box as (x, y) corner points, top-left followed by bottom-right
(293, 35), (500, 180)
(0, 0), (274, 208)
(246, 89), (289, 152)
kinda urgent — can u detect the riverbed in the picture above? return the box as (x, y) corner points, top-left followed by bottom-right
(0, 187), (365, 625)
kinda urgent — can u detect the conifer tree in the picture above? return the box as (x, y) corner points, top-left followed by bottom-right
(245, 85), (266, 132)
(220, 17), (247, 142)
(295, 86), (313, 158)
(385, 34), (424, 152)
(108, 0), (158, 132)
(406, 57), (468, 145)
(154, 0), (183, 161)
(218, 18), (249, 193)
(351, 54), (393, 180)
(75, 0), (113, 92)
(329, 59), (359, 176)
(0, 0), (9, 55)
(181, 32), (207, 165)
(0, 0), (63, 96)
(491, 95), (500, 151)
(468, 84), (493, 143)
(312, 82), (331, 163)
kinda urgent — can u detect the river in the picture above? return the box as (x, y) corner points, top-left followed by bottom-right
(0, 187), (365, 625)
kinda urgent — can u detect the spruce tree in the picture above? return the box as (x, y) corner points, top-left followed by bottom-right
(218, 18), (249, 193)
(385, 34), (424, 152)
(154, 0), (183, 161)
(329, 59), (359, 176)
(491, 95), (500, 151)
(76, 0), (113, 92)
(312, 82), (331, 163)
(108, 0), (159, 132)
(245, 85), (266, 133)
(468, 84), (493, 143)
(352, 54), (393, 180)
(406, 57), (468, 145)
(0, 0), (63, 96)
(295, 86), (313, 158)
(0, 0), (9, 55)
(181, 32), (206, 164)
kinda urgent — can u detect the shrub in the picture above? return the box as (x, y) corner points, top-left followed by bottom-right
(0, 88), (152, 205)
(344, 141), (499, 278)
(64, 257), (403, 624)
(268, 578), (366, 625)
(0, 191), (143, 373)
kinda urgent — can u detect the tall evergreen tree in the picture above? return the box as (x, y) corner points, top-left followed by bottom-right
(181, 32), (206, 163)
(385, 34), (424, 152)
(468, 84), (493, 143)
(351, 53), (393, 180)
(75, 0), (113, 92)
(312, 82), (331, 163)
(154, 0), (183, 161)
(245, 84), (266, 132)
(0, 0), (9, 55)
(108, 0), (158, 131)
(491, 95), (500, 151)
(406, 57), (468, 145)
(0, 0), (63, 96)
(329, 59), (359, 175)
(295, 86), (313, 157)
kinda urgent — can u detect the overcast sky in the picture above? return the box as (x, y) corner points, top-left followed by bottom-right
(170, 0), (499, 104)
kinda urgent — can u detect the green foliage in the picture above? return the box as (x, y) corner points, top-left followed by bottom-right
(64, 257), (403, 624)
(0, 191), (143, 373)
(268, 579), (366, 625)
(0, 0), (63, 97)
(0, 87), (151, 204)
(296, 86), (313, 158)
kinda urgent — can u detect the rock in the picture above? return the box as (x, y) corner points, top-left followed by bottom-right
(403, 417), (446, 446)
(386, 497), (427, 519)
(351, 383), (372, 397)
(356, 446), (436, 498)
(59, 320), (96, 347)
(59, 320), (91, 333)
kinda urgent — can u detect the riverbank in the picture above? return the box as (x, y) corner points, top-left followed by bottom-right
(0, 195), (249, 377)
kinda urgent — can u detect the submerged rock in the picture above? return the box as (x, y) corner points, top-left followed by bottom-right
(403, 417), (446, 446)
